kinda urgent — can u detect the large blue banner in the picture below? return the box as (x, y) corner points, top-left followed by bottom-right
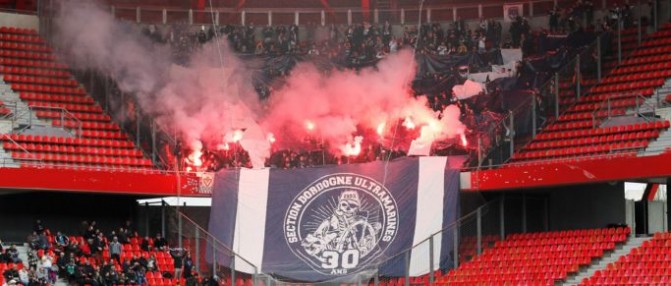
(208, 156), (462, 282)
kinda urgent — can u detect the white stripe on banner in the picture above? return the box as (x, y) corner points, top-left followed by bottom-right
(409, 156), (448, 276)
(232, 168), (270, 273)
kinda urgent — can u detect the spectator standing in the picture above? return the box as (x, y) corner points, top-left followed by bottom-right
(55, 231), (69, 247)
(33, 219), (45, 235)
(154, 234), (168, 251)
(182, 252), (194, 279)
(109, 236), (123, 264)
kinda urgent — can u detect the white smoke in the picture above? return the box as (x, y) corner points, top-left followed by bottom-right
(52, 0), (467, 168)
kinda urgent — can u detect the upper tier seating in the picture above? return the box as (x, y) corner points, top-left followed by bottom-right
(511, 23), (671, 163)
(437, 227), (630, 285)
(580, 232), (671, 285)
(0, 26), (154, 170)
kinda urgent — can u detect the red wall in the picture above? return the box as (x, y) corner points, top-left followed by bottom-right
(0, 167), (203, 196)
(467, 153), (671, 191)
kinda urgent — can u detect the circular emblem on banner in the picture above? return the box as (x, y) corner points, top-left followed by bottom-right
(283, 173), (399, 276)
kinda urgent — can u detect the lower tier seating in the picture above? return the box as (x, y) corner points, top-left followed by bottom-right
(436, 227), (630, 285)
(580, 232), (671, 285)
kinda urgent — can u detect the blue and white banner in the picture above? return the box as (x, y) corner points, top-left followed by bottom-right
(208, 157), (461, 282)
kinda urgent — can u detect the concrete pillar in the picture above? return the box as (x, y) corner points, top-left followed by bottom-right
(295, 11), (300, 26)
(374, 9), (379, 24)
(427, 8), (432, 23)
(188, 9), (193, 25)
(401, 8), (405, 24)
(241, 10), (246, 26)
(347, 9), (352, 25)
(478, 5), (483, 18)
(268, 10), (272, 26)
(453, 8), (458, 22)
(136, 7), (141, 23)
(162, 9), (167, 25)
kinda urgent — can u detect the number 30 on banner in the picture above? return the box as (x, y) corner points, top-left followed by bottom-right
(321, 250), (360, 269)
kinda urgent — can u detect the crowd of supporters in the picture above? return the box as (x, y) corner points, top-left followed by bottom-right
(0, 219), (218, 286)
(128, 0), (652, 172)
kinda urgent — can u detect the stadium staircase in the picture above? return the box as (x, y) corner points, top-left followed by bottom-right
(509, 23), (671, 163)
(0, 26), (154, 170)
(561, 236), (648, 285)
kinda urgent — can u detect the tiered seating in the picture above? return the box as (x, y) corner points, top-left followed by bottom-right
(437, 227), (630, 285)
(0, 26), (154, 170)
(511, 23), (671, 163)
(1, 134), (152, 168)
(580, 232), (671, 285)
(459, 235), (500, 264)
(558, 26), (644, 109)
(513, 121), (670, 161)
(42, 233), (181, 286)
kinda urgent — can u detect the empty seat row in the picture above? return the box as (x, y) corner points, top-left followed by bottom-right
(589, 80), (663, 95)
(26, 101), (102, 113)
(35, 110), (111, 122)
(4, 133), (135, 149)
(513, 141), (648, 161)
(558, 110), (627, 123)
(3, 142), (143, 157)
(11, 83), (86, 95)
(3, 74), (79, 87)
(0, 41), (51, 53)
(628, 45), (671, 57)
(505, 152), (638, 168)
(0, 66), (70, 78)
(0, 26), (38, 35)
(609, 61), (671, 76)
(562, 91), (650, 105)
(0, 49), (57, 61)
(79, 130), (129, 140)
(543, 120), (596, 132)
(51, 119), (120, 131)
(20, 92), (95, 104)
(11, 152), (153, 167)
(0, 32), (45, 44)
(566, 97), (646, 114)
(535, 121), (670, 141)
(525, 130), (659, 151)
(0, 57), (69, 70)
(600, 70), (671, 85)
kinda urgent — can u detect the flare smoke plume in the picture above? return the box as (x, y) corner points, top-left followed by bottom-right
(52, 0), (466, 168)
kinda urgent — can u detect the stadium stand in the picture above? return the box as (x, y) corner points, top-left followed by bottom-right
(0, 26), (154, 169)
(511, 23), (671, 163)
(18, 222), (187, 286)
(437, 227), (630, 285)
(1, 0), (671, 285)
(579, 232), (671, 285)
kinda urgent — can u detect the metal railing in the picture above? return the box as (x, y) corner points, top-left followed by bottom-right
(0, 133), (43, 163)
(0, 102), (84, 136)
(591, 94), (656, 128)
(29, 104), (84, 136)
(471, 1), (671, 169)
(164, 198), (503, 286)
(110, 0), (563, 26)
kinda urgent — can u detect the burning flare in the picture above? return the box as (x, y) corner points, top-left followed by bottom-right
(402, 117), (416, 130)
(341, 136), (363, 157)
